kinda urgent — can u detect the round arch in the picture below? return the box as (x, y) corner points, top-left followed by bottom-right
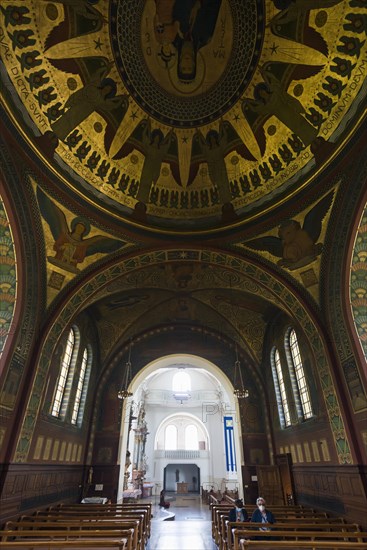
(14, 248), (353, 466)
(154, 412), (210, 451)
(117, 353), (245, 500)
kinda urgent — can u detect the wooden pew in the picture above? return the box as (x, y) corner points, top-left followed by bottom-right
(33, 509), (147, 546)
(211, 504), (232, 540)
(0, 528), (135, 550)
(223, 520), (361, 550)
(233, 528), (367, 550)
(55, 503), (152, 538)
(212, 503), (327, 538)
(15, 516), (143, 550)
(0, 541), (129, 549)
(5, 520), (140, 549)
(215, 510), (335, 550)
(236, 539), (367, 550)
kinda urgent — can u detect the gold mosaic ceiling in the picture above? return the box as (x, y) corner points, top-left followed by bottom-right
(1, 0), (366, 231)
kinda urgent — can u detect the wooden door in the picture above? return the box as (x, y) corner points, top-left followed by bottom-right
(256, 465), (284, 505)
(275, 453), (296, 504)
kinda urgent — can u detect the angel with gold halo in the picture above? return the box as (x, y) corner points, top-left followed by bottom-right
(37, 186), (126, 274)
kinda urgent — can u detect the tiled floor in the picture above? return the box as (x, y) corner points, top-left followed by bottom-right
(146, 494), (217, 550)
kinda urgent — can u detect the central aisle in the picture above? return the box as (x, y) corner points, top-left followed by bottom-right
(147, 494), (217, 550)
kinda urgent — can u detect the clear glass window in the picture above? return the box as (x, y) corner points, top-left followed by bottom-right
(165, 424), (178, 450)
(289, 329), (313, 419)
(71, 347), (90, 425)
(51, 328), (75, 417)
(271, 347), (291, 428)
(172, 370), (191, 392)
(185, 424), (199, 450)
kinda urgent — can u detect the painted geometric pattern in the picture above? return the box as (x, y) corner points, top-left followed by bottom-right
(14, 250), (351, 464)
(350, 203), (367, 362)
(0, 197), (17, 356)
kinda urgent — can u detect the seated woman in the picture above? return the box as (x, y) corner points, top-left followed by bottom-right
(250, 497), (276, 539)
(159, 489), (170, 509)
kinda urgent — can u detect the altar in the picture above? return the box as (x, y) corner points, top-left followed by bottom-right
(176, 482), (188, 494)
(122, 489), (142, 502)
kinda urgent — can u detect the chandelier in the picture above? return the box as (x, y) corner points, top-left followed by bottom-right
(118, 340), (133, 400)
(233, 344), (249, 399)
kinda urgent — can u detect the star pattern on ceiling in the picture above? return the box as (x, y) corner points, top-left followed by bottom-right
(1, 0), (366, 230)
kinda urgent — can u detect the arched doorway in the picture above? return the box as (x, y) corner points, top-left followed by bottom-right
(117, 354), (244, 501)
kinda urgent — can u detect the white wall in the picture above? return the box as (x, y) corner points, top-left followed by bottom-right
(118, 356), (243, 499)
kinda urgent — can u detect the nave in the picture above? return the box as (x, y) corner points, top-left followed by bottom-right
(147, 494), (216, 550)
(1, 0), (366, 537)
(2, 493), (367, 550)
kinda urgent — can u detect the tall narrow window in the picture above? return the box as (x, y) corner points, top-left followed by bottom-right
(172, 370), (191, 392)
(71, 346), (91, 425)
(165, 424), (177, 450)
(271, 347), (291, 428)
(185, 424), (198, 450)
(51, 327), (77, 417)
(288, 329), (313, 419)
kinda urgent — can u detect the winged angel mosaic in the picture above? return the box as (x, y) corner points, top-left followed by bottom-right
(0, 0), (366, 225)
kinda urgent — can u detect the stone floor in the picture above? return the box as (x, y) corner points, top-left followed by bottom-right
(145, 493), (217, 550)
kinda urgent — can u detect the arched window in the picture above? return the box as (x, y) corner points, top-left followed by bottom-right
(271, 347), (291, 428)
(172, 370), (191, 392)
(71, 346), (92, 426)
(165, 424), (177, 450)
(185, 424), (198, 450)
(51, 327), (79, 418)
(287, 328), (313, 420)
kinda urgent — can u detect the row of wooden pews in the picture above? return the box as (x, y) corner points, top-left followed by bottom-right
(0, 502), (152, 549)
(210, 503), (367, 550)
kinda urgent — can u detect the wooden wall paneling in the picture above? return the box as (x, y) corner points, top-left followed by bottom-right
(292, 465), (367, 529)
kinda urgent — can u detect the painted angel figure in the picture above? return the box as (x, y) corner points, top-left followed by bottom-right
(190, 120), (256, 219)
(45, 0), (107, 51)
(49, 57), (128, 148)
(243, 191), (333, 270)
(195, 123), (232, 205)
(37, 186), (126, 274)
(115, 119), (180, 218)
(242, 67), (318, 148)
(270, 0), (344, 27)
(137, 119), (176, 204)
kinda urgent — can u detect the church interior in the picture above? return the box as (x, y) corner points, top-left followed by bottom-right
(1, 0), (367, 541)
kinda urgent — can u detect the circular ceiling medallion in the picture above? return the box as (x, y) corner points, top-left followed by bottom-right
(111, 0), (264, 127)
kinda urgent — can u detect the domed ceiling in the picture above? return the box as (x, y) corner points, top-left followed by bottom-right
(1, 0), (366, 231)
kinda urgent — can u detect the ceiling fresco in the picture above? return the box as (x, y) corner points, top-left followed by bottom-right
(1, 0), (366, 231)
(83, 264), (283, 362)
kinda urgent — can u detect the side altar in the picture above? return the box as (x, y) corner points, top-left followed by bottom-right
(176, 482), (188, 494)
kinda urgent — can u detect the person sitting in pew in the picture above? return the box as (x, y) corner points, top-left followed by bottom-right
(229, 499), (249, 522)
(250, 496), (276, 539)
